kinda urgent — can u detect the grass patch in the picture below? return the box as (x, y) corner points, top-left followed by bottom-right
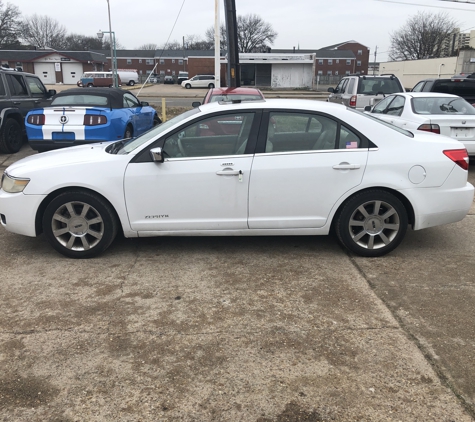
(152, 105), (193, 121)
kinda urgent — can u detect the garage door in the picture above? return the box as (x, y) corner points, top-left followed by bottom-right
(62, 63), (83, 85)
(34, 63), (56, 84)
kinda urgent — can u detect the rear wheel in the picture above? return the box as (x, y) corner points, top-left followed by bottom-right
(0, 118), (23, 154)
(87, 83), (93, 87)
(128, 81), (135, 86)
(208, 83), (215, 88)
(42, 191), (118, 259)
(335, 190), (408, 257)
(185, 83), (191, 89)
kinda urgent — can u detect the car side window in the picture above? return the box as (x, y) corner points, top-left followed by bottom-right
(411, 82), (425, 92)
(0, 75), (6, 96)
(162, 112), (255, 158)
(386, 95), (405, 116)
(25, 76), (46, 97)
(266, 112), (338, 152)
(339, 125), (361, 149)
(334, 78), (346, 93)
(123, 93), (140, 108)
(371, 96), (394, 114)
(6, 74), (28, 96)
(347, 79), (356, 94)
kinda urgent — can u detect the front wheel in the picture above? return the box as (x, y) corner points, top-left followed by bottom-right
(185, 83), (191, 89)
(42, 191), (118, 258)
(335, 190), (408, 257)
(0, 118), (23, 154)
(153, 114), (162, 126)
(124, 125), (133, 139)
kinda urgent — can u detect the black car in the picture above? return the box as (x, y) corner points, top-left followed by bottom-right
(411, 77), (475, 104)
(0, 68), (56, 153)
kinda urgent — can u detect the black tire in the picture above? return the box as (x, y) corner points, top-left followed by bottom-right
(185, 83), (191, 89)
(0, 118), (23, 154)
(153, 114), (162, 126)
(335, 190), (408, 257)
(42, 191), (118, 258)
(128, 81), (135, 86)
(208, 83), (215, 89)
(87, 83), (93, 87)
(124, 125), (133, 139)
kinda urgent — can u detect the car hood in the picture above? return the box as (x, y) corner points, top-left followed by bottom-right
(5, 143), (114, 177)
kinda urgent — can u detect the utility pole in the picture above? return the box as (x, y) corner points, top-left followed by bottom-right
(373, 46), (378, 75)
(214, 0), (220, 87)
(224, 0), (240, 87)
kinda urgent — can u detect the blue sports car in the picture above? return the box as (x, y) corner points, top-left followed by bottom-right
(26, 88), (161, 152)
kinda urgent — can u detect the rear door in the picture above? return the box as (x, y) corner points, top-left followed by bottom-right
(248, 111), (369, 229)
(5, 73), (36, 118)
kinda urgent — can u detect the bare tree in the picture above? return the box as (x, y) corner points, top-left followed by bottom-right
(137, 43), (159, 50)
(20, 14), (67, 49)
(205, 14), (277, 53)
(63, 34), (103, 51)
(0, 1), (22, 48)
(389, 11), (457, 60)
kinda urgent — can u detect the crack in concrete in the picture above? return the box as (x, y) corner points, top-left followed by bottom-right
(347, 251), (475, 419)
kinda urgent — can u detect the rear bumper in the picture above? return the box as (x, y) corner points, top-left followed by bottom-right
(28, 139), (108, 151)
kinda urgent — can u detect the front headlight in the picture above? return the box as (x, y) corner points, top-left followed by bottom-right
(1, 172), (30, 193)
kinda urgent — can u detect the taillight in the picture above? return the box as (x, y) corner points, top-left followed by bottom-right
(443, 149), (469, 171)
(349, 95), (357, 107)
(83, 115), (107, 126)
(417, 124), (440, 134)
(27, 114), (45, 125)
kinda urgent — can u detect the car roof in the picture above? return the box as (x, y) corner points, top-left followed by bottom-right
(209, 87), (263, 96)
(395, 92), (460, 99)
(52, 87), (133, 108)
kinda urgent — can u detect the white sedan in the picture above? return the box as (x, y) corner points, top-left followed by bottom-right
(367, 92), (475, 156)
(0, 100), (473, 258)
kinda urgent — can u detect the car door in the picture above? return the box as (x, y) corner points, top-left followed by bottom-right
(5, 73), (36, 118)
(124, 111), (259, 232)
(123, 92), (151, 134)
(328, 78), (347, 104)
(370, 95), (407, 127)
(25, 75), (54, 108)
(248, 111), (369, 229)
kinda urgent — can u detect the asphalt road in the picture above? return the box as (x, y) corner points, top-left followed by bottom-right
(0, 147), (474, 420)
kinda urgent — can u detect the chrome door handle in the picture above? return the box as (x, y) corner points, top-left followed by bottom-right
(332, 164), (361, 170)
(216, 169), (240, 176)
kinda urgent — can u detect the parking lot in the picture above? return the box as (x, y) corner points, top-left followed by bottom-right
(1, 143), (475, 420)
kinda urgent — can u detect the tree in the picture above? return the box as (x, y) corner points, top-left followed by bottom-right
(20, 14), (67, 49)
(137, 43), (159, 50)
(63, 34), (103, 51)
(205, 14), (277, 53)
(389, 11), (457, 61)
(0, 1), (22, 48)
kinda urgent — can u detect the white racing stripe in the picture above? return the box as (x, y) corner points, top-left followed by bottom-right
(42, 107), (88, 140)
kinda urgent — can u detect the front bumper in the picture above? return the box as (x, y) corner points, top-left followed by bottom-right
(0, 191), (46, 237)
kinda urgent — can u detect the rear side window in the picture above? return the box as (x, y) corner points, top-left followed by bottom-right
(0, 75), (5, 96)
(357, 78), (402, 95)
(6, 74), (28, 96)
(431, 80), (475, 97)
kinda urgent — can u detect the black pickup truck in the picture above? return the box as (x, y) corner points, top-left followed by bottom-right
(411, 76), (475, 104)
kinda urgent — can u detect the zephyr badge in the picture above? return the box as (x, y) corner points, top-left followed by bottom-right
(59, 115), (69, 124)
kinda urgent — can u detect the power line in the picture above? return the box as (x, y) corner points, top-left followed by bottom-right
(375, 0), (475, 10)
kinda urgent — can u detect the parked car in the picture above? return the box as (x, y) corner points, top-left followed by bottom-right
(25, 88), (161, 152)
(411, 77), (475, 104)
(77, 72), (122, 88)
(192, 87), (265, 107)
(365, 92), (475, 156)
(164, 75), (174, 84)
(0, 68), (56, 154)
(177, 71), (189, 84)
(181, 75), (215, 89)
(1, 99), (473, 259)
(117, 70), (139, 86)
(327, 74), (405, 111)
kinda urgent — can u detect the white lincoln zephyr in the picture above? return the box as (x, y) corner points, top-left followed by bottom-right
(0, 99), (473, 258)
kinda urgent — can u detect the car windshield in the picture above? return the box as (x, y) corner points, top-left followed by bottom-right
(412, 97), (475, 115)
(52, 95), (109, 106)
(348, 108), (414, 137)
(108, 108), (201, 155)
(210, 94), (263, 103)
(357, 78), (402, 95)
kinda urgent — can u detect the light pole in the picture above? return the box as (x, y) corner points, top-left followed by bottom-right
(97, 0), (118, 88)
(438, 63), (445, 77)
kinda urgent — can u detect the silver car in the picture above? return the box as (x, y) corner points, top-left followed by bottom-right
(327, 74), (405, 111)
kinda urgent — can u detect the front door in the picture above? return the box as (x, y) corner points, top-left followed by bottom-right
(124, 111), (258, 232)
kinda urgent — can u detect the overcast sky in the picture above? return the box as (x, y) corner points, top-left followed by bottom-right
(10, 0), (475, 61)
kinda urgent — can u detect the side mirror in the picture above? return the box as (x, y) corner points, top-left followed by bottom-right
(150, 147), (164, 163)
(192, 101), (201, 108)
(364, 105), (372, 112)
(141, 101), (150, 106)
(327, 87), (335, 93)
(48, 89), (56, 97)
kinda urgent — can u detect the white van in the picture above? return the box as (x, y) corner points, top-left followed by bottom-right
(117, 70), (139, 86)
